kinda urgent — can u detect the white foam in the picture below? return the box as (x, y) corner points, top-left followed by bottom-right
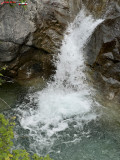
(17, 9), (103, 153)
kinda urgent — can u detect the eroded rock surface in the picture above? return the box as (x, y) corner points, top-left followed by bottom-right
(0, 0), (82, 80)
(0, 0), (120, 95)
(86, 15), (120, 103)
(82, 0), (120, 18)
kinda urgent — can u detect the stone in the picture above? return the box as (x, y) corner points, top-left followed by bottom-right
(0, 0), (120, 85)
(0, 0), (82, 79)
(103, 52), (114, 60)
(0, 41), (19, 62)
(85, 16), (120, 83)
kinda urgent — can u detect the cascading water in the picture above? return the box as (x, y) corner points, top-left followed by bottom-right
(16, 9), (103, 156)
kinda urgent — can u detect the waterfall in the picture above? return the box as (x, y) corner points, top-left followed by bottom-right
(16, 9), (103, 154)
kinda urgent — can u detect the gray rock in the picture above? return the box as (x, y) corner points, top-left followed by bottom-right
(103, 52), (114, 60)
(0, 0), (120, 83)
(85, 16), (120, 65)
(0, 0), (82, 79)
(0, 41), (19, 62)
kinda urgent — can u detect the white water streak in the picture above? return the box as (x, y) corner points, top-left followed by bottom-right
(17, 9), (103, 152)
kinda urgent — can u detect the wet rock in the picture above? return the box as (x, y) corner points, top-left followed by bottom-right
(86, 16), (120, 83)
(86, 16), (120, 64)
(3, 47), (55, 80)
(17, 61), (42, 79)
(103, 52), (114, 60)
(86, 9), (120, 103)
(82, 0), (120, 18)
(0, 0), (120, 83)
(102, 76), (120, 86)
(0, 0), (82, 61)
(0, 41), (19, 62)
(0, 0), (82, 80)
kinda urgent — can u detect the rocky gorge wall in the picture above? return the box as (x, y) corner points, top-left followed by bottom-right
(0, 0), (82, 79)
(0, 0), (120, 102)
(84, 1), (120, 103)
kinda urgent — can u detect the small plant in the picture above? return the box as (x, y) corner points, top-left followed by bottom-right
(0, 114), (15, 159)
(0, 114), (53, 160)
(32, 154), (53, 160)
(0, 66), (7, 85)
(2, 0), (28, 8)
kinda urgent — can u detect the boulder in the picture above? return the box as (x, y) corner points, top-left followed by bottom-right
(82, 0), (120, 18)
(0, 0), (120, 84)
(85, 14), (120, 102)
(86, 16), (120, 83)
(0, 0), (82, 80)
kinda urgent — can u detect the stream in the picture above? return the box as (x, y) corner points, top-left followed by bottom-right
(1, 8), (120, 160)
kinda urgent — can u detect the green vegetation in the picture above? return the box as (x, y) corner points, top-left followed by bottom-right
(6, 0), (27, 3)
(0, 114), (53, 160)
(4, 0), (27, 9)
(0, 66), (7, 85)
(0, 67), (52, 159)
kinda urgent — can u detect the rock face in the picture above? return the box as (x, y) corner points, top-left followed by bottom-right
(86, 16), (120, 81)
(0, 0), (120, 90)
(82, 0), (120, 18)
(0, 0), (82, 79)
(85, 2), (120, 102)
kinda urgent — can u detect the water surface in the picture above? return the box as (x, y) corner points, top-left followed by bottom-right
(1, 8), (120, 160)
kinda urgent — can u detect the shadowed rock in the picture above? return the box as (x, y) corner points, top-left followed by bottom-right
(0, 0), (120, 85)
